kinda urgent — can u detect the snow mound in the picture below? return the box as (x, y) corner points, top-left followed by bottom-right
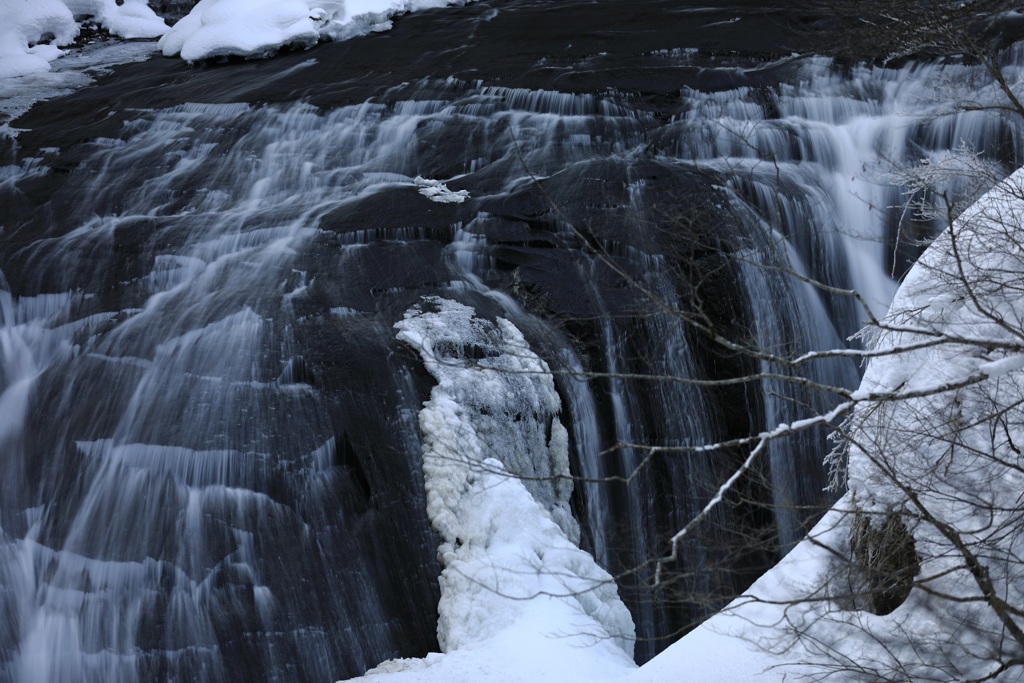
(158, 0), (343, 61)
(160, 0), (476, 62)
(362, 297), (635, 682)
(0, 0), (79, 79)
(816, 166), (1024, 680)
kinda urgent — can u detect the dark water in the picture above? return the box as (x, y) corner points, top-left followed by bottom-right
(1, 1), (1021, 680)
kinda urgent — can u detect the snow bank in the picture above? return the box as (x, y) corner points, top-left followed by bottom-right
(820, 166), (1024, 680)
(0, 0), (165, 79)
(2, 0), (471, 80)
(160, 0), (476, 62)
(157, 0), (343, 61)
(0, 40), (156, 138)
(359, 297), (635, 683)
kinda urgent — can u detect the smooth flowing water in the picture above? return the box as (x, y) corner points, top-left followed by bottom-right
(1, 2), (1022, 680)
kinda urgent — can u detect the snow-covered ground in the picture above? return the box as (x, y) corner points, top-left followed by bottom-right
(353, 169), (1024, 682)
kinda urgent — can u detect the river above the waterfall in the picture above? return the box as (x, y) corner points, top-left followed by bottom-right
(2, 2), (1022, 682)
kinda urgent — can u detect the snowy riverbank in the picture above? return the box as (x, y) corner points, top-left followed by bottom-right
(0, 0), (479, 81)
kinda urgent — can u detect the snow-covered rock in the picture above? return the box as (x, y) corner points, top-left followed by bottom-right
(160, 0), (476, 61)
(0, 0), (165, 79)
(0, 0), (79, 78)
(158, 0), (343, 61)
(358, 297), (636, 683)
(64, 0), (168, 39)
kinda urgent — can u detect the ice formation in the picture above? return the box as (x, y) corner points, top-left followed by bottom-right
(365, 297), (636, 682)
(414, 176), (470, 204)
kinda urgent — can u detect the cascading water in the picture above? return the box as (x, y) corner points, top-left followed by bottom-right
(1, 6), (1023, 679)
(0, 101), (457, 682)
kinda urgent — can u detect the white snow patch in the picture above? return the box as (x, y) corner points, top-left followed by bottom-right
(0, 39), (156, 137)
(414, 176), (470, 204)
(158, 0), (343, 61)
(0, 0), (164, 115)
(979, 353), (1024, 378)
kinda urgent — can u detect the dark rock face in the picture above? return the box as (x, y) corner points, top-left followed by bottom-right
(0, 2), (867, 681)
(851, 512), (921, 616)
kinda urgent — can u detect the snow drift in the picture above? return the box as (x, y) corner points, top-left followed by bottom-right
(0, 0), (79, 79)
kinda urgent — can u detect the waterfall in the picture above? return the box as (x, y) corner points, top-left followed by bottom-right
(0, 101), (456, 682)
(1, 22), (1022, 679)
